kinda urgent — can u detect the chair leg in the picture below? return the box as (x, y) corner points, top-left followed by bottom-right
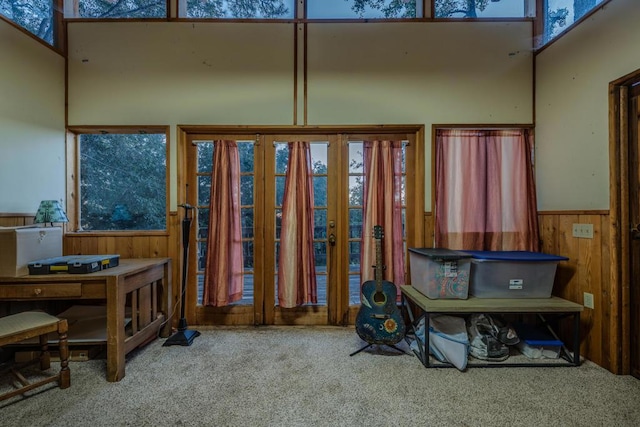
(38, 333), (51, 371)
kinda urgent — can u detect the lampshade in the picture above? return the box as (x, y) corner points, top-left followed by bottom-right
(34, 200), (69, 225)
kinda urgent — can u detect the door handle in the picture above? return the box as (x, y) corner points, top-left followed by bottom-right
(632, 224), (640, 240)
(328, 233), (336, 246)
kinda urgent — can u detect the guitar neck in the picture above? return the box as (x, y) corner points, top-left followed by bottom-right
(374, 235), (383, 290)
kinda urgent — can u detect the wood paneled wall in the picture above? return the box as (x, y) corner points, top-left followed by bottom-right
(424, 211), (614, 371)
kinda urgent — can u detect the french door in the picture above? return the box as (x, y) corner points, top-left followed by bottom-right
(183, 129), (422, 326)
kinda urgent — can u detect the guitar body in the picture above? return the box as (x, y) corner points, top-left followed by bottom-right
(355, 279), (406, 345)
(354, 225), (406, 346)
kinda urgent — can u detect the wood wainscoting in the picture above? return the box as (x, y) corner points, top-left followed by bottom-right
(424, 210), (615, 372)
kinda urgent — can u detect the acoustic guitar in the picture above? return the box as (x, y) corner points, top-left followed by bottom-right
(354, 225), (406, 346)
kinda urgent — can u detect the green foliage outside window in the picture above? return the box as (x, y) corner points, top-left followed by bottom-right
(186, 0), (293, 19)
(0, 0), (53, 44)
(76, 0), (166, 18)
(79, 133), (167, 231)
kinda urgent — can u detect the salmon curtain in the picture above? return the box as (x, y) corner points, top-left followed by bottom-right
(435, 129), (539, 251)
(361, 140), (406, 296)
(203, 140), (244, 306)
(277, 141), (317, 308)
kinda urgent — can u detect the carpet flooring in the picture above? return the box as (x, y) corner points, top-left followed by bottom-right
(1, 326), (640, 426)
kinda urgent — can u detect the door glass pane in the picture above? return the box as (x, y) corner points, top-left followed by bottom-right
(198, 208), (209, 238)
(275, 143), (288, 173)
(313, 177), (327, 206)
(240, 176), (253, 205)
(349, 209), (362, 238)
(241, 208), (253, 238)
(198, 176), (211, 205)
(197, 142), (213, 172)
(314, 210), (327, 239)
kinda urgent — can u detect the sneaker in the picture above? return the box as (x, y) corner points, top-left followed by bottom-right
(467, 314), (509, 361)
(488, 315), (520, 346)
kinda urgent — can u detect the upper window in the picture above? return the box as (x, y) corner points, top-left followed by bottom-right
(1, 0), (54, 45)
(434, 0), (528, 18)
(73, 128), (168, 232)
(543, 0), (605, 44)
(307, 0), (420, 19)
(64, 0), (167, 19)
(181, 0), (295, 19)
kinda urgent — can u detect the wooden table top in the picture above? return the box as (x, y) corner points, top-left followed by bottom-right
(400, 285), (584, 313)
(0, 258), (170, 283)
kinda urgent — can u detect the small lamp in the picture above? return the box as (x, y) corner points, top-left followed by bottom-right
(34, 200), (69, 226)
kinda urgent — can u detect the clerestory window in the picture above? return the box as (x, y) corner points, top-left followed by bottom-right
(0, 0), (55, 45)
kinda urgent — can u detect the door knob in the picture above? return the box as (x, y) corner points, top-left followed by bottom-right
(328, 233), (336, 246)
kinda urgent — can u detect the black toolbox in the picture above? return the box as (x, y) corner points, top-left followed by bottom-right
(28, 255), (120, 275)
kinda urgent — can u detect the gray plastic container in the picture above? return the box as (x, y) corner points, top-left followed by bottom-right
(465, 251), (568, 298)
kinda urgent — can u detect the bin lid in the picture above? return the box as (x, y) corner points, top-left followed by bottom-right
(463, 250), (569, 262)
(408, 248), (472, 261)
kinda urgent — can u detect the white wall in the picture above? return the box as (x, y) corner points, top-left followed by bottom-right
(535, 0), (640, 211)
(67, 20), (533, 211)
(0, 19), (66, 213)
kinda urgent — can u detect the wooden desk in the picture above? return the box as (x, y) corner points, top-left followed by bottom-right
(0, 258), (172, 382)
(400, 285), (584, 368)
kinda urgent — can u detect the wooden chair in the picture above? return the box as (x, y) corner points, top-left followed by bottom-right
(0, 311), (71, 401)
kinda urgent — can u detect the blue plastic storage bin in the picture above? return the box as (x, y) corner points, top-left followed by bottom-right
(464, 251), (568, 298)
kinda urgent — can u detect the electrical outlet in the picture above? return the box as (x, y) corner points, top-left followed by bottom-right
(583, 292), (595, 309)
(572, 223), (594, 239)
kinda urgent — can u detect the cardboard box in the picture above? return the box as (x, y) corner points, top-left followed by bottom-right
(408, 248), (471, 299)
(0, 226), (63, 277)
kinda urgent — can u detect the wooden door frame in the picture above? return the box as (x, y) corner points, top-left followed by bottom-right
(609, 69), (640, 375)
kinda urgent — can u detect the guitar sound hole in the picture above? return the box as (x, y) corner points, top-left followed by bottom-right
(373, 291), (386, 305)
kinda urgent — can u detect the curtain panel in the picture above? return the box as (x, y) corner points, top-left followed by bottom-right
(435, 129), (539, 251)
(277, 141), (318, 308)
(203, 140), (244, 307)
(361, 140), (406, 297)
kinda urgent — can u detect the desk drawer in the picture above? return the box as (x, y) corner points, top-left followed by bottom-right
(0, 283), (82, 298)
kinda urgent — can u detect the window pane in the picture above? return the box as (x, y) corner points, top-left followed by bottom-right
(197, 142), (214, 173)
(313, 176), (327, 207)
(544, 0), (604, 43)
(275, 143), (288, 173)
(308, 0), (419, 19)
(241, 207), (253, 238)
(349, 208), (362, 238)
(184, 0), (294, 19)
(238, 141), (254, 173)
(67, 0), (167, 18)
(314, 209), (327, 239)
(349, 241), (361, 267)
(198, 208), (209, 238)
(198, 175), (211, 205)
(79, 133), (167, 231)
(435, 0), (525, 18)
(1, 0), (53, 45)
(314, 242), (327, 267)
(240, 175), (253, 206)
